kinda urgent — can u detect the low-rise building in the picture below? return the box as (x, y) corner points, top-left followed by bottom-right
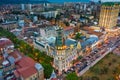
(0, 38), (44, 80)
(0, 21), (17, 31)
(14, 57), (44, 80)
(33, 26), (99, 74)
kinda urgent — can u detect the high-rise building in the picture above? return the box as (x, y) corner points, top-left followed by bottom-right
(21, 4), (25, 10)
(28, 4), (32, 11)
(99, 3), (120, 28)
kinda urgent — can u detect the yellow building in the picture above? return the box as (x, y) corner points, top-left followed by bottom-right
(99, 3), (120, 29)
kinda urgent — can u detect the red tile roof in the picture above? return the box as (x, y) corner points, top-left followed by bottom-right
(14, 57), (37, 79)
(0, 38), (12, 49)
(9, 50), (22, 60)
(64, 27), (74, 31)
(16, 57), (35, 68)
(15, 66), (37, 79)
(51, 78), (58, 80)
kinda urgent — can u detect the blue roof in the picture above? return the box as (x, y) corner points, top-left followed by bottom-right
(81, 37), (98, 48)
(35, 63), (43, 71)
(8, 56), (15, 64)
(50, 70), (56, 79)
(2, 21), (17, 25)
(65, 39), (77, 47)
(80, 18), (86, 20)
(35, 40), (45, 48)
(3, 52), (8, 58)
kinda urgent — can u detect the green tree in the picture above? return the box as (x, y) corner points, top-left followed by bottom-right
(0, 27), (54, 78)
(91, 76), (99, 80)
(66, 72), (78, 80)
(64, 21), (70, 26)
(75, 33), (82, 40)
(41, 62), (53, 78)
(79, 76), (83, 80)
(55, 14), (61, 24)
(40, 15), (46, 19)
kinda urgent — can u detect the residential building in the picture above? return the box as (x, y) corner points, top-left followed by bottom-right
(41, 11), (58, 18)
(0, 38), (15, 80)
(14, 57), (44, 80)
(0, 21), (17, 31)
(0, 38), (44, 80)
(21, 4), (25, 10)
(99, 3), (120, 28)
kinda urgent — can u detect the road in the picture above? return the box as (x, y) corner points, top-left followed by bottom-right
(77, 37), (120, 76)
(58, 30), (120, 79)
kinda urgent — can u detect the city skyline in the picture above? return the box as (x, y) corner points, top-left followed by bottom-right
(0, 1), (120, 80)
(0, 0), (120, 4)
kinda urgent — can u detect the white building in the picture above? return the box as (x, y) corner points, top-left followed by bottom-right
(21, 4), (25, 10)
(41, 11), (58, 18)
(33, 27), (81, 74)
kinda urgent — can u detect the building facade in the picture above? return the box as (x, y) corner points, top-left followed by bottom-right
(54, 27), (78, 74)
(0, 38), (44, 80)
(99, 3), (120, 28)
(0, 21), (17, 31)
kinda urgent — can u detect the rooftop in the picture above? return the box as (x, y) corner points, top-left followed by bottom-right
(0, 38), (13, 49)
(14, 56), (43, 79)
(81, 37), (98, 49)
(102, 2), (120, 6)
(9, 50), (23, 61)
(16, 56), (35, 68)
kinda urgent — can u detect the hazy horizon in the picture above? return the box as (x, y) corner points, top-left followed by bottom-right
(0, 0), (120, 4)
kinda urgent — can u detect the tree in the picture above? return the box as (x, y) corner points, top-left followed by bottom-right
(75, 33), (82, 40)
(66, 72), (78, 80)
(90, 66), (101, 75)
(79, 76), (83, 80)
(64, 21), (70, 26)
(41, 62), (53, 78)
(40, 15), (46, 19)
(55, 14), (61, 24)
(91, 76), (100, 80)
(107, 76), (115, 80)
(0, 27), (54, 78)
(102, 66), (108, 74)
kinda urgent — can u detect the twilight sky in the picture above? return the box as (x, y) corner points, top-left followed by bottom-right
(47, 0), (120, 2)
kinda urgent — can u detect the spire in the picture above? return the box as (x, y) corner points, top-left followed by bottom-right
(77, 42), (81, 50)
(55, 27), (64, 47)
(50, 70), (57, 79)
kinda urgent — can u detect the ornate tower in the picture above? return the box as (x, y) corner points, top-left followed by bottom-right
(54, 27), (67, 74)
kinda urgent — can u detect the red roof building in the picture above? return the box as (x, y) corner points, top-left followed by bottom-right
(64, 26), (74, 31)
(51, 78), (58, 80)
(0, 38), (13, 49)
(14, 56), (44, 80)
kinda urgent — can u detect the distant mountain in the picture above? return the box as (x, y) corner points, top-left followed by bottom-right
(0, 0), (50, 4)
(48, 0), (89, 3)
(0, 0), (89, 4)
